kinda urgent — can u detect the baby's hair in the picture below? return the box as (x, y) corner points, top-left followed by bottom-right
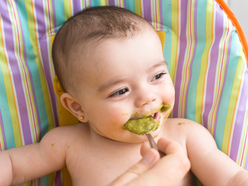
(52, 6), (154, 93)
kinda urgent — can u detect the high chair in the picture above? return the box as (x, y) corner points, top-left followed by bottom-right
(0, 0), (247, 185)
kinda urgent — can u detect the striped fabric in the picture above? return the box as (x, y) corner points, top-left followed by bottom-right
(0, 0), (247, 185)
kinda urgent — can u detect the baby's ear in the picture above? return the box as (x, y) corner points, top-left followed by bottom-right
(60, 93), (88, 122)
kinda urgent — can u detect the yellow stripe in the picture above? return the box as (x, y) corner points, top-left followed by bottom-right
(222, 54), (245, 154)
(170, 0), (179, 83)
(64, 0), (72, 20)
(195, 0), (214, 124)
(100, 0), (107, 6)
(156, 31), (165, 51)
(134, 0), (142, 17)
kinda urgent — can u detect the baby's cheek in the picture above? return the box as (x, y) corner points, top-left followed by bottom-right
(163, 85), (175, 103)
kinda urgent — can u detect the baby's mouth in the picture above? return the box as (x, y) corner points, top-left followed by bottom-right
(124, 112), (160, 135)
(151, 112), (159, 122)
(123, 103), (171, 135)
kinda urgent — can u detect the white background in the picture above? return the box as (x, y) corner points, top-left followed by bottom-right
(225, 0), (248, 40)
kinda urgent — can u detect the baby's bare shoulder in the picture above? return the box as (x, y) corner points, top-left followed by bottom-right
(164, 118), (206, 132)
(163, 118), (213, 144)
(40, 123), (90, 148)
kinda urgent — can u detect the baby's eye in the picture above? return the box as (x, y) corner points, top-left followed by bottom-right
(152, 72), (167, 81)
(109, 88), (129, 98)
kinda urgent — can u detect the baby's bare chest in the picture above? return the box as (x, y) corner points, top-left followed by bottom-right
(67, 145), (142, 185)
(66, 143), (193, 186)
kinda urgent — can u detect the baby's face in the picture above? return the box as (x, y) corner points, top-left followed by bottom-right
(75, 30), (175, 143)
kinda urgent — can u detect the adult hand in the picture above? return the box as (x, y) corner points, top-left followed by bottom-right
(109, 137), (190, 186)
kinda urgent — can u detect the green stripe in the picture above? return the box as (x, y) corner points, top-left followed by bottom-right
(92, 0), (104, 6)
(0, 67), (16, 149)
(126, 0), (135, 12)
(54, 0), (66, 27)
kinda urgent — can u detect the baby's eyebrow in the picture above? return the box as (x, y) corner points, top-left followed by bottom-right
(98, 78), (128, 92)
(147, 60), (167, 72)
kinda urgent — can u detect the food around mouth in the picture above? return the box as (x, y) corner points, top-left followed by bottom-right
(124, 116), (159, 135)
(160, 103), (170, 112)
(124, 103), (171, 135)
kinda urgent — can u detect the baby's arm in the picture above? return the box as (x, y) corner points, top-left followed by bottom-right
(182, 120), (248, 185)
(0, 127), (67, 185)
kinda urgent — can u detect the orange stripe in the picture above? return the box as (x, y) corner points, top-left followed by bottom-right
(215, 0), (248, 66)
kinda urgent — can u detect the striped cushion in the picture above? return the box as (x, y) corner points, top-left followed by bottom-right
(0, 0), (247, 185)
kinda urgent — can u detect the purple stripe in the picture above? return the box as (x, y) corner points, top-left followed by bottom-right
(108, 0), (116, 6)
(159, 0), (163, 30)
(33, 1), (62, 185)
(143, 0), (152, 24)
(16, 2), (45, 144)
(202, 3), (224, 129)
(1, 0), (33, 145)
(51, 0), (58, 33)
(72, 0), (82, 15)
(123, 0), (126, 8)
(0, 110), (7, 150)
(183, 0), (198, 118)
(212, 4), (232, 137)
(172, 0), (188, 118)
(34, 0), (59, 128)
(230, 70), (248, 161)
(245, 129), (248, 170)
(55, 171), (63, 186)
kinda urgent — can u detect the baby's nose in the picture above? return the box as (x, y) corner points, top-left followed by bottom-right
(134, 91), (157, 108)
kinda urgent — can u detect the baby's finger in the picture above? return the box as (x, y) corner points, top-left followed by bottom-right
(108, 149), (159, 186)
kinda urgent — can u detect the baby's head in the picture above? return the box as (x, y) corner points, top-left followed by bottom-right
(52, 6), (175, 143)
(52, 6), (154, 95)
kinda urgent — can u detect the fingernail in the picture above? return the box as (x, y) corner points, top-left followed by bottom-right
(141, 150), (156, 164)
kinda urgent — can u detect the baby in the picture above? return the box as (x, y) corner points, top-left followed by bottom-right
(0, 6), (247, 186)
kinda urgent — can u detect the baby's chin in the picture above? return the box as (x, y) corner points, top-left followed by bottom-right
(114, 128), (161, 144)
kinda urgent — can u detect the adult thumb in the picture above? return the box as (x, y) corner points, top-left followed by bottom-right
(108, 149), (159, 186)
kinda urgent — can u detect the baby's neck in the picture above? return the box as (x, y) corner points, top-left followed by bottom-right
(88, 126), (143, 153)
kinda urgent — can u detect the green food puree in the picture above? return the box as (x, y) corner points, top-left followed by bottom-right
(124, 103), (171, 135)
(160, 103), (170, 112)
(124, 116), (159, 135)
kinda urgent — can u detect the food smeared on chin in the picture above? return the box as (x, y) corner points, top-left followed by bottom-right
(124, 103), (171, 135)
(124, 116), (159, 135)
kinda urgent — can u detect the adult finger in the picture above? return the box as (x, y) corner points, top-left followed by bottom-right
(108, 149), (159, 186)
(157, 137), (185, 156)
(131, 138), (190, 186)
